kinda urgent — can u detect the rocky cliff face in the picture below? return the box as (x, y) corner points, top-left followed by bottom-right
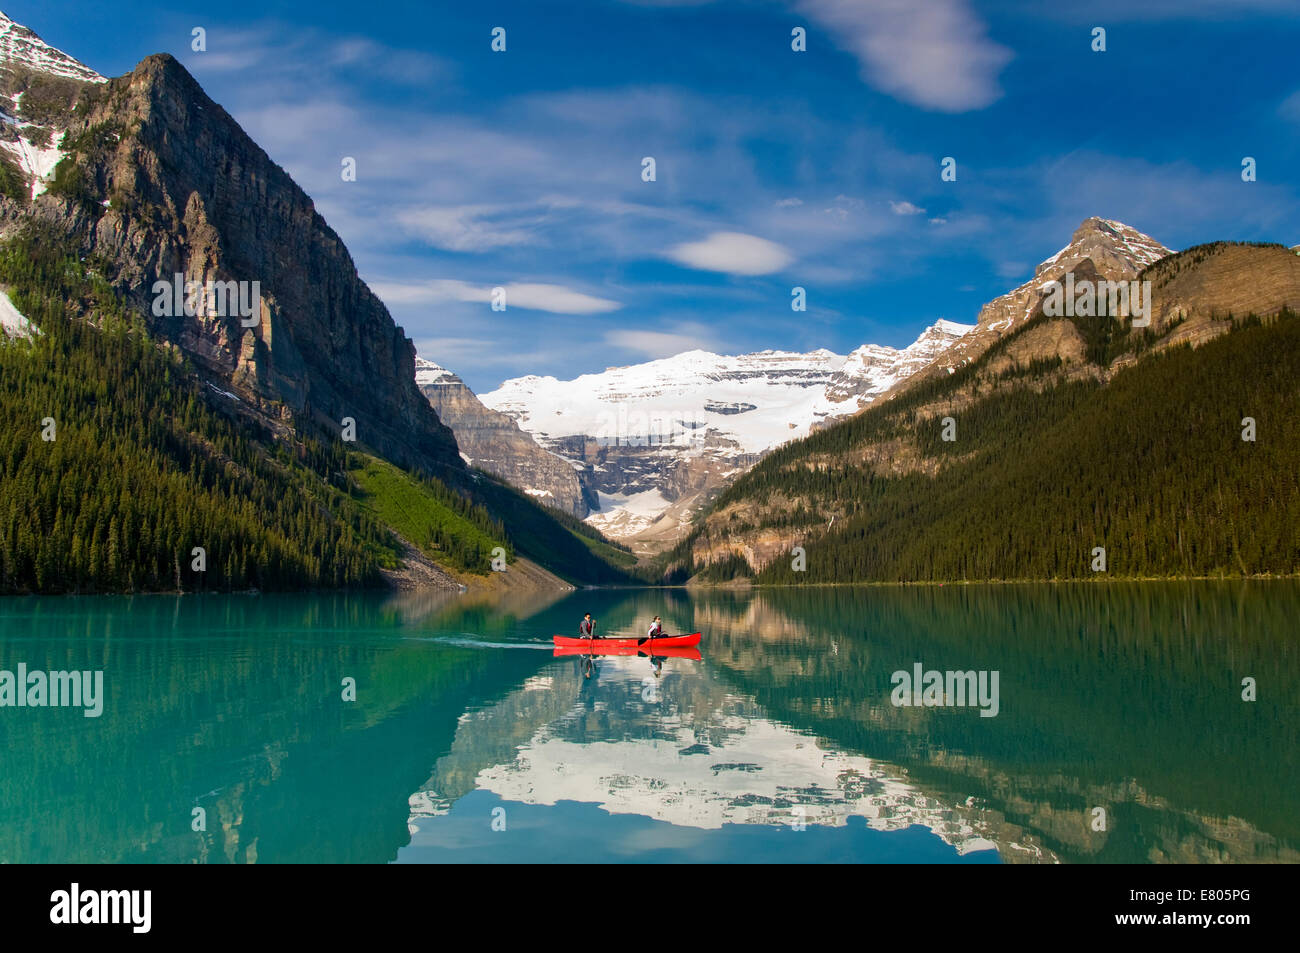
(415, 357), (592, 517)
(0, 52), (461, 477)
(1143, 242), (1300, 341)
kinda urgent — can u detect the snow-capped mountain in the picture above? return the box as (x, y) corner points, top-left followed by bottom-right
(486, 321), (972, 456)
(0, 11), (104, 202)
(825, 319), (975, 405)
(0, 11), (103, 83)
(477, 320), (972, 545)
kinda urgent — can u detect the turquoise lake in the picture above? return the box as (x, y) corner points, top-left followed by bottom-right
(0, 582), (1295, 863)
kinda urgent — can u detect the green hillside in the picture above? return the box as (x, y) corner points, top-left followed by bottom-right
(672, 305), (1300, 584)
(346, 454), (511, 575)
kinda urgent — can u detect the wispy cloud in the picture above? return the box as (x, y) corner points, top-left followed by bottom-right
(396, 205), (540, 252)
(604, 322), (721, 359)
(414, 336), (576, 370)
(374, 279), (622, 314)
(182, 24), (450, 87)
(1280, 90), (1300, 123)
(796, 0), (1011, 111)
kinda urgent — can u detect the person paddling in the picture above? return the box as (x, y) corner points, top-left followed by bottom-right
(646, 616), (663, 639)
(579, 612), (597, 639)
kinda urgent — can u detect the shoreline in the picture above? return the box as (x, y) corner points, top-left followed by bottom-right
(4, 571), (1299, 598)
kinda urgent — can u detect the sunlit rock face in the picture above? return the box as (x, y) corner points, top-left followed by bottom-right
(2, 47), (461, 477)
(416, 357), (593, 517)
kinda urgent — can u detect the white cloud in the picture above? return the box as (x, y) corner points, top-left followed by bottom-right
(396, 205), (535, 252)
(797, 0), (1011, 111)
(415, 337), (574, 370)
(1280, 90), (1300, 123)
(665, 231), (794, 275)
(890, 200), (926, 215)
(182, 27), (448, 86)
(504, 283), (623, 313)
(374, 279), (621, 314)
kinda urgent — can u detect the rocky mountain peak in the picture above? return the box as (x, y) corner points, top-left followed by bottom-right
(5, 48), (462, 477)
(900, 218), (1173, 384)
(414, 356), (457, 387)
(1036, 216), (1170, 280)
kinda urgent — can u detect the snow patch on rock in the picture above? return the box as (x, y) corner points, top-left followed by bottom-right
(0, 289), (37, 339)
(0, 12), (105, 83)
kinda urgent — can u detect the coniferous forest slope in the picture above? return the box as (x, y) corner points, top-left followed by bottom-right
(0, 231), (632, 593)
(669, 243), (1300, 585)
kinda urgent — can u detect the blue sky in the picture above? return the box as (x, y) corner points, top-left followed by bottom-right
(11, 0), (1300, 391)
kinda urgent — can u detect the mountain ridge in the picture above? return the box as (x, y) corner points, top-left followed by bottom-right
(879, 217), (1172, 398)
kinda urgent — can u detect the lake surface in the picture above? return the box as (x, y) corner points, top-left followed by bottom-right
(0, 582), (1295, 863)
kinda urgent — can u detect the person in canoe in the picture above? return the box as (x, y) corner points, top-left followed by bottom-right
(646, 616), (664, 639)
(579, 612), (597, 639)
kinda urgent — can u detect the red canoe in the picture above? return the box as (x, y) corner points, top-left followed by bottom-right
(553, 645), (702, 660)
(552, 632), (701, 649)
